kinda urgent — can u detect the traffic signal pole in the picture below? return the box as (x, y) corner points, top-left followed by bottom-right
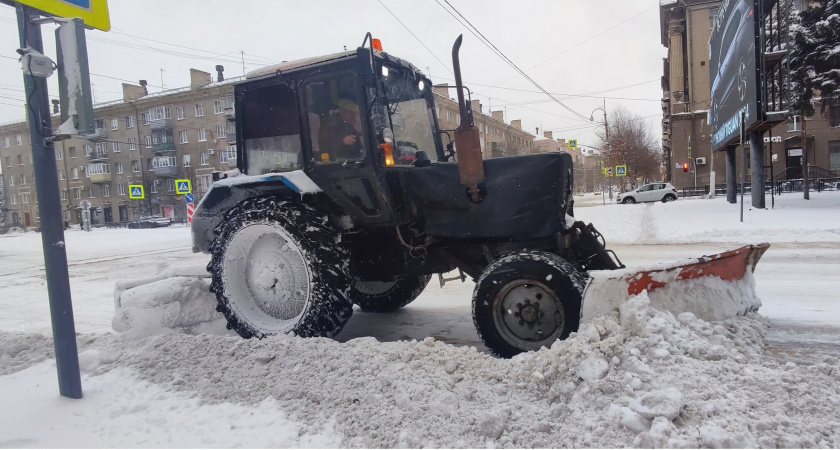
(16, 4), (82, 399)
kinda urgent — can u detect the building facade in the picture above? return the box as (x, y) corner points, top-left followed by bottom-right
(432, 85), (535, 158)
(660, 0), (839, 191)
(1, 68), (237, 228)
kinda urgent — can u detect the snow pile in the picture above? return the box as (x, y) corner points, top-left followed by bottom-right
(112, 277), (229, 336)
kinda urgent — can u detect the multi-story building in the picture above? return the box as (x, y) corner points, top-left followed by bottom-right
(660, 0), (839, 191)
(1, 68), (237, 228)
(432, 85), (534, 157)
(532, 131), (602, 192)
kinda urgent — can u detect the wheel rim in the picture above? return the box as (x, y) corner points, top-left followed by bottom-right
(222, 223), (311, 334)
(492, 280), (565, 350)
(354, 279), (398, 296)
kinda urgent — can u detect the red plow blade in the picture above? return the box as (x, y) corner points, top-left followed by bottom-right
(581, 244), (770, 324)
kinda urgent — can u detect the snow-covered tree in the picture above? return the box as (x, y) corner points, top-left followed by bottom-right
(787, 0), (840, 199)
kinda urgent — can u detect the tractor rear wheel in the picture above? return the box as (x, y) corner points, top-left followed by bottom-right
(208, 197), (353, 339)
(472, 251), (585, 358)
(352, 275), (432, 313)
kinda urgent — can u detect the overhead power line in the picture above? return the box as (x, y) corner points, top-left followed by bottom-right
(376, 0), (453, 76)
(435, 0), (592, 123)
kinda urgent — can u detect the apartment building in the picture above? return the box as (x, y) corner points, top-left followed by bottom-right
(532, 131), (602, 192)
(660, 0), (839, 190)
(432, 85), (534, 157)
(1, 68), (237, 228)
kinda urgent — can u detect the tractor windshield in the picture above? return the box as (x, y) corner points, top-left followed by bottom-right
(379, 65), (438, 165)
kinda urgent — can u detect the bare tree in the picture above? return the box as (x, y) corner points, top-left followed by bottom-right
(595, 106), (662, 190)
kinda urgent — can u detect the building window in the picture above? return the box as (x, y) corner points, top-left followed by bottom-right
(20, 174), (26, 185)
(84, 145), (92, 156)
(180, 130), (188, 144)
(128, 138), (136, 150)
(9, 194), (16, 205)
(222, 145), (237, 163)
(446, 111), (451, 121)
(709, 7), (719, 28)
(214, 100), (223, 114)
(60, 190), (68, 201)
(830, 105), (840, 128)
(118, 184), (126, 196)
(182, 154), (191, 167)
(4, 156), (10, 167)
(56, 148), (63, 160)
(435, 107), (440, 119)
(102, 184), (110, 197)
(141, 112), (150, 125)
(200, 152), (209, 165)
(111, 118), (118, 130)
(2, 136), (9, 148)
(7, 176), (13, 187)
(113, 142), (120, 153)
(217, 125), (225, 139)
(88, 186), (96, 198)
(131, 160), (140, 172)
(152, 156), (176, 168)
(177, 106), (185, 120)
(151, 180), (159, 193)
(195, 104), (204, 117)
(199, 174), (213, 192)
(21, 193), (30, 204)
(72, 167), (79, 179)
(16, 135), (22, 146)
(829, 141), (840, 171)
(69, 146), (76, 158)
(787, 115), (802, 132)
(125, 115), (134, 128)
(115, 162), (123, 174)
(167, 179), (175, 192)
(58, 169), (65, 180)
(74, 188), (81, 200)
(17, 154), (23, 165)
(456, 114), (461, 125)
(145, 135), (152, 147)
(198, 128), (207, 142)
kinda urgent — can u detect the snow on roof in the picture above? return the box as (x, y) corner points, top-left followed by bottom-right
(246, 51), (356, 79)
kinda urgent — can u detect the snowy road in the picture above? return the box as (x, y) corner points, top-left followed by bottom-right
(2, 193), (839, 448)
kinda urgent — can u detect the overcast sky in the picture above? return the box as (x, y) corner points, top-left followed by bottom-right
(0, 0), (665, 150)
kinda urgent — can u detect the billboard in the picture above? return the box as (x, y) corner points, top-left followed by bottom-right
(709, 0), (761, 150)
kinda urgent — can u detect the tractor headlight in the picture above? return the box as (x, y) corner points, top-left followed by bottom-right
(418, 80), (425, 91)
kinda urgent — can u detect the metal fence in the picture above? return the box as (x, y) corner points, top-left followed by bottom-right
(680, 176), (840, 198)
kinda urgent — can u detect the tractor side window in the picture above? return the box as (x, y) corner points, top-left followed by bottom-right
(380, 66), (438, 165)
(241, 83), (302, 174)
(304, 74), (365, 165)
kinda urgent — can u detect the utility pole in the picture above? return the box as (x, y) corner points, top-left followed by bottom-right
(16, 3), (82, 399)
(241, 50), (246, 76)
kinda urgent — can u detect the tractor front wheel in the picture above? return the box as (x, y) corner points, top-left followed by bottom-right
(472, 251), (585, 358)
(352, 275), (432, 313)
(208, 197), (353, 339)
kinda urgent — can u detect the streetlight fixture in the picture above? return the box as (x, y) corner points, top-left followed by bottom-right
(590, 101), (612, 200)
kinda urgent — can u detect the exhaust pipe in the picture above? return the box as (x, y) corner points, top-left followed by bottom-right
(452, 35), (485, 203)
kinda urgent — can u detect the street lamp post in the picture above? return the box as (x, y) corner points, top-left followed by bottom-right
(590, 102), (612, 200)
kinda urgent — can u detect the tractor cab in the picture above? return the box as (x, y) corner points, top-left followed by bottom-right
(233, 42), (445, 227)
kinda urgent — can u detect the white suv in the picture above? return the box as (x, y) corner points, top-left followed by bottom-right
(617, 182), (678, 204)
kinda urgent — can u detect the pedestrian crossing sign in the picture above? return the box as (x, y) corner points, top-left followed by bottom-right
(616, 165), (627, 177)
(568, 139), (577, 149)
(175, 179), (192, 195)
(128, 184), (144, 199)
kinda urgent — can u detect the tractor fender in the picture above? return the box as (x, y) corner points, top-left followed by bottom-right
(191, 171), (323, 253)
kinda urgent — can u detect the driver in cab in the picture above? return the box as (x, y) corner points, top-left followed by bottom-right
(319, 99), (363, 163)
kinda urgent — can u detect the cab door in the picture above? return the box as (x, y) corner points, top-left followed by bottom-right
(300, 71), (395, 226)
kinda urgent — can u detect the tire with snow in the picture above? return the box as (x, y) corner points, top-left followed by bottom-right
(622, 197), (636, 204)
(472, 250), (585, 358)
(208, 197), (353, 339)
(352, 274), (432, 313)
(662, 194), (677, 203)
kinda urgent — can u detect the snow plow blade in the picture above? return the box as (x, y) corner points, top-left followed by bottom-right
(581, 243), (770, 324)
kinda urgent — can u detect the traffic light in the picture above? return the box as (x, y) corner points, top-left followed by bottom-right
(682, 162), (689, 172)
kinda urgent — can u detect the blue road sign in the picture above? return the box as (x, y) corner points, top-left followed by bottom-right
(184, 193), (194, 203)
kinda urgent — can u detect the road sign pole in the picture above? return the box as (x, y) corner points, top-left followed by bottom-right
(17, 4), (82, 399)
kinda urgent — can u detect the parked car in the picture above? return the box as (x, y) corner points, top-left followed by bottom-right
(617, 183), (678, 204)
(127, 216), (172, 229)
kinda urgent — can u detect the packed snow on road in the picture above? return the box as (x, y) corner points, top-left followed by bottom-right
(1, 193), (839, 448)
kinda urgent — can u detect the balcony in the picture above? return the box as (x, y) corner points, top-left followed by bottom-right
(88, 151), (108, 161)
(87, 128), (108, 141)
(152, 165), (177, 177)
(153, 141), (176, 154)
(89, 172), (111, 184)
(149, 118), (173, 129)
